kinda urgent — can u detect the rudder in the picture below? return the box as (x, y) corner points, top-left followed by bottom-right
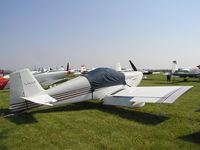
(10, 69), (44, 111)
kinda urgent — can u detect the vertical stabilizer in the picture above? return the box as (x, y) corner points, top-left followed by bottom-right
(10, 69), (44, 106)
(172, 60), (178, 74)
(0, 69), (4, 77)
(115, 62), (122, 71)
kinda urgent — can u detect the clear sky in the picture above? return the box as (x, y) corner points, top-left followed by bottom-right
(1, 0), (200, 70)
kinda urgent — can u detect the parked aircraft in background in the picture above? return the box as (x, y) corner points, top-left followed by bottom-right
(166, 61), (200, 81)
(0, 70), (9, 89)
(0, 77), (9, 90)
(0, 69), (4, 77)
(9, 61), (192, 113)
(69, 64), (89, 75)
(115, 61), (152, 78)
(0, 69), (69, 90)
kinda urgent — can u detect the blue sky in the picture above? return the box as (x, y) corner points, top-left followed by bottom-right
(1, 0), (200, 70)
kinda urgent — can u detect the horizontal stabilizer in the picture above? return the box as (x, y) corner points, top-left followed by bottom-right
(103, 86), (193, 107)
(22, 94), (57, 106)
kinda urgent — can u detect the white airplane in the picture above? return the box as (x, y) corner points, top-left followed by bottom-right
(167, 61), (200, 81)
(115, 61), (152, 79)
(9, 62), (193, 112)
(1, 69), (69, 90)
(33, 70), (68, 87)
(72, 64), (88, 75)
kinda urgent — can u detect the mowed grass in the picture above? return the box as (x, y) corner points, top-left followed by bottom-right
(0, 74), (200, 150)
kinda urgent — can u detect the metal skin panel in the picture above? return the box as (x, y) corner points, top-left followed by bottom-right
(124, 71), (143, 87)
(44, 76), (92, 105)
(114, 86), (181, 97)
(35, 71), (67, 86)
(103, 86), (193, 107)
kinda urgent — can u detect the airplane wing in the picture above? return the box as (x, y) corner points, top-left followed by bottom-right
(103, 86), (193, 107)
(173, 73), (200, 78)
(40, 78), (67, 87)
(21, 94), (57, 106)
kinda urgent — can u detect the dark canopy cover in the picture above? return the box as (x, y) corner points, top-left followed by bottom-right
(83, 68), (126, 91)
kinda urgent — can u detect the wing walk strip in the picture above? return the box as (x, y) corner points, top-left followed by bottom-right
(10, 87), (91, 112)
(156, 88), (180, 103)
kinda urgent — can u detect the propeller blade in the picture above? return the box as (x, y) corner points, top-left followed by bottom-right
(67, 62), (69, 71)
(129, 60), (137, 71)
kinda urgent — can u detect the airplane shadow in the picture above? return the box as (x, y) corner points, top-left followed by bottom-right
(2, 101), (169, 125)
(178, 131), (200, 144)
(32, 101), (169, 125)
(1, 108), (38, 124)
(142, 78), (154, 81)
(96, 103), (169, 125)
(195, 109), (200, 112)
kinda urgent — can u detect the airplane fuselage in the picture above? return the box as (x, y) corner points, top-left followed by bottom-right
(44, 71), (143, 106)
(9, 68), (143, 111)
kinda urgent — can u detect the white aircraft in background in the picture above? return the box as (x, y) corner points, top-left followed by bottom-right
(0, 63), (70, 90)
(70, 64), (88, 75)
(115, 61), (152, 79)
(167, 61), (200, 81)
(9, 61), (192, 112)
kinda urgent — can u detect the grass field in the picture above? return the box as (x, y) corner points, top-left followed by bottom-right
(0, 74), (200, 150)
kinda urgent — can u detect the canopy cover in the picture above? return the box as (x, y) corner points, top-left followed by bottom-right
(83, 68), (126, 91)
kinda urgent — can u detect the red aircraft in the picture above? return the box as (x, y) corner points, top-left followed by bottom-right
(0, 77), (9, 90)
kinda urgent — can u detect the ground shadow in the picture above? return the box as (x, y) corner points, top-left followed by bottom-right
(7, 112), (38, 124)
(142, 78), (154, 81)
(0, 108), (10, 115)
(33, 101), (169, 125)
(178, 131), (200, 144)
(2, 101), (169, 125)
(1, 108), (38, 125)
(95, 103), (169, 125)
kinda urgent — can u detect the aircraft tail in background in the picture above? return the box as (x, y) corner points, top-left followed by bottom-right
(0, 69), (4, 77)
(115, 62), (122, 71)
(172, 60), (178, 74)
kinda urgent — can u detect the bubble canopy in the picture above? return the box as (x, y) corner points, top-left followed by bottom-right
(83, 68), (126, 91)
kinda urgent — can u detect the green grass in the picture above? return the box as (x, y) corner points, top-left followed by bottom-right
(0, 75), (200, 150)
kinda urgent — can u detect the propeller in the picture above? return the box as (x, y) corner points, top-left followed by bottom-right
(66, 62), (69, 71)
(129, 60), (137, 71)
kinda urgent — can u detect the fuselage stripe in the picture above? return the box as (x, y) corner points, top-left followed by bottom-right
(10, 88), (91, 112)
(51, 87), (91, 97)
(52, 89), (90, 100)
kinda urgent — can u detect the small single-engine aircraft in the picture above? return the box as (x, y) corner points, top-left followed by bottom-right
(9, 61), (193, 112)
(166, 61), (200, 81)
(1, 70), (68, 89)
(33, 70), (68, 87)
(0, 63), (70, 90)
(116, 61), (152, 76)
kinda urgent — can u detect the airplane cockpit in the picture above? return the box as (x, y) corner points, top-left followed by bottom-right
(83, 68), (126, 91)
